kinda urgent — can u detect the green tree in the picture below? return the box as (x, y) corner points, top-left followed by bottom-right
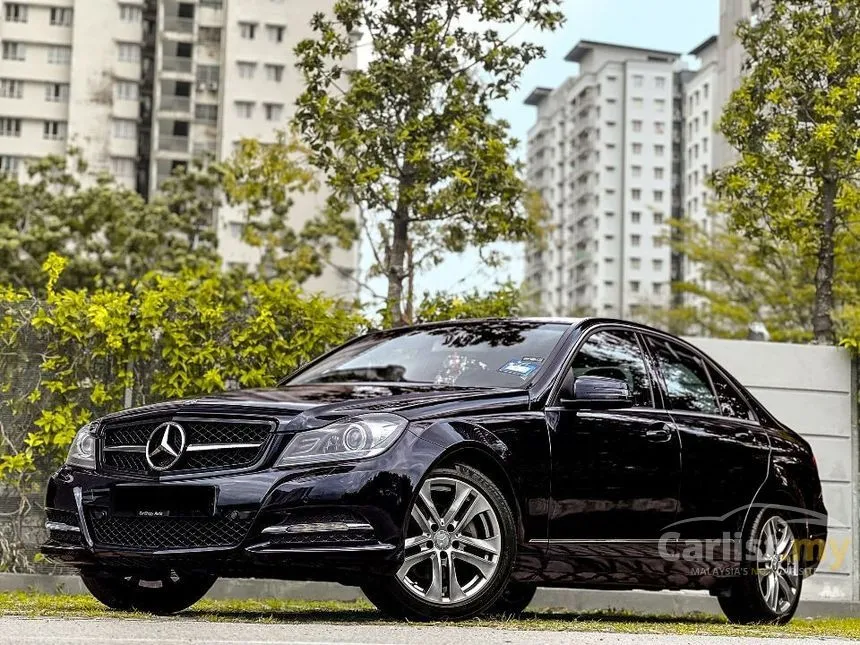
(0, 153), (218, 292)
(713, 0), (860, 344)
(414, 281), (532, 323)
(294, 0), (564, 326)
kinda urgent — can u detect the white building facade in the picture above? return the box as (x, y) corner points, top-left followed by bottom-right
(525, 41), (682, 319)
(0, 0), (357, 298)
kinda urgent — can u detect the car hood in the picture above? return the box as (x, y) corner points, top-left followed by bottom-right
(103, 384), (530, 426)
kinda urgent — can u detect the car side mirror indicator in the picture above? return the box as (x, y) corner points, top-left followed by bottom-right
(560, 375), (634, 410)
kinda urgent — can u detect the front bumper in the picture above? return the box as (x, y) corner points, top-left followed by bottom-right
(42, 429), (443, 583)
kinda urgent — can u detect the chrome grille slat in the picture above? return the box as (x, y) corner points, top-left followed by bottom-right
(100, 417), (277, 477)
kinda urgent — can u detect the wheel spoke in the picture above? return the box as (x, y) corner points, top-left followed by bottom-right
(455, 495), (492, 534)
(777, 572), (795, 606)
(419, 482), (443, 526)
(775, 527), (793, 559)
(452, 548), (495, 578)
(442, 482), (472, 527)
(765, 573), (779, 611)
(410, 503), (433, 535)
(397, 548), (433, 579)
(446, 555), (466, 603)
(457, 534), (501, 557)
(425, 552), (444, 603)
(405, 535), (429, 549)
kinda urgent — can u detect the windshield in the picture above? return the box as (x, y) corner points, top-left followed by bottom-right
(287, 321), (570, 389)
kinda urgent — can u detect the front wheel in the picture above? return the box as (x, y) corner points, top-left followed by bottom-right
(718, 508), (802, 624)
(483, 581), (537, 616)
(362, 463), (516, 620)
(81, 569), (217, 615)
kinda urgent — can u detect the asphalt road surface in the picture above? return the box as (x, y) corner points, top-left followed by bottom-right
(0, 618), (853, 645)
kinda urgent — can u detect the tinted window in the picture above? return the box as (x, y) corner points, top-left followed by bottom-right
(569, 330), (653, 407)
(647, 337), (719, 414)
(288, 321), (569, 388)
(709, 366), (755, 421)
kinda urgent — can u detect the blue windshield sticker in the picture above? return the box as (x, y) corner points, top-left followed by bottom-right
(499, 360), (542, 380)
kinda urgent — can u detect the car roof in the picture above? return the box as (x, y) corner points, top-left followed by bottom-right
(395, 317), (671, 336)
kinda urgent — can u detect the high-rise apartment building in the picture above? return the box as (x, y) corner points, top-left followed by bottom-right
(524, 41), (681, 318)
(0, 0), (358, 298)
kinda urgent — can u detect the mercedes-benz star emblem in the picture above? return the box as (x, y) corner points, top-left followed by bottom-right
(145, 422), (187, 472)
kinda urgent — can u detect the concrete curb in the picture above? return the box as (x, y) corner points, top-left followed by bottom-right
(1, 573), (857, 618)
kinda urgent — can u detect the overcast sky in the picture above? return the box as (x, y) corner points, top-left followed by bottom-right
(358, 0), (720, 303)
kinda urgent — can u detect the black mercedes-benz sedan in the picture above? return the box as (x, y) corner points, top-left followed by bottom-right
(42, 318), (827, 623)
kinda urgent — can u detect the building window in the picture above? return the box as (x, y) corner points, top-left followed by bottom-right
(119, 4), (142, 22)
(235, 101), (254, 119)
(0, 79), (23, 99)
(239, 22), (257, 39)
(110, 157), (136, 177)
(199, 26), (221, 43)
(703, 110), (710, 127)
(631, 257), (641, 270)
(654, 167), (664, 180)
(237, 61), (256, 79)
(195, 103), (218, 122)
(48, 46), (71, 64)
(50, 8), (73, 26)
(632, 119), (642, 133)
(654, 121), (665, 134)
(46, 83), (70, 102)
(632, 143), (642, 155)
(43, 120), (67, 140)
(4, 3), (27, 22)
(2, 42), (25, 61)
(655, 76), (666, 89)
(632, 189), (642, 201)
(653, 283), (663, 295)
(266, 24), (285, 43)
(0, 118), (22, 137)
(113, 119), (137, 139)
(654, 98), (666, 112)
(264, 103), (283, 121)
(197, 65), (220, 85)
(631, 165), (642, 178)
(0, 155), (20, 174)
(654, 212), (664, 225)
(117, 43), (141, 62)
(632, 97), (644, 109)
(653, 259), (664, 271)
(703, 83), (710, 99)
(632, 74), (643, 88)
(654, 144), (665, 157)
(630, 280), (641, 292)
(265, 64), (285, 82)
(653, 236), (665, 249)
(114, 81), (138, 101)
(654, 190), (664, 202)
(631, 211), (641, 224)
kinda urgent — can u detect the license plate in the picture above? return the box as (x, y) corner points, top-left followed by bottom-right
(111, 485), (216, 518)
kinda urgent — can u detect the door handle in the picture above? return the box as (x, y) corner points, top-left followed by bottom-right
(645, 423), (672, 443)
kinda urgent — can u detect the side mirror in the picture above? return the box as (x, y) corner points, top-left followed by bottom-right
(560, 375), (633, 410)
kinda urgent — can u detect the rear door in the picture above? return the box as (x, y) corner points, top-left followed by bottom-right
(643, 335), (770, 541)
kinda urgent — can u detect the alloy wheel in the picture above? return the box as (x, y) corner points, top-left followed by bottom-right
(755, 516), (800, 614)
(398, 476), (502, 605)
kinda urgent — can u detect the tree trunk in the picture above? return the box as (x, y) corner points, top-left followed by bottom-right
(386, 197), (409, 327)
(812, 179), (837, 345)
(404, 241), (415, 325)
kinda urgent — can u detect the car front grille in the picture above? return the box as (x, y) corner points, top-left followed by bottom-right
(101, 417), (277, 477)
(88, 514), (254, 550)
(46, 508), (83, 546)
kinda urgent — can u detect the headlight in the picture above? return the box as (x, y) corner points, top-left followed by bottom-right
(66, 423), (97, 470)
(276, 413), (408, 468)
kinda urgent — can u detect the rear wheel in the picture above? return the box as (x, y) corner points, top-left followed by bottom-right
(718, 508), (802, 624)
(81, 569), (217, 615)
(361, 464), (516, 620)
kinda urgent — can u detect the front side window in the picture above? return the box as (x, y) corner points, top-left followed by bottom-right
(646, 337), (718, 415)
(568, 330), (653, 407)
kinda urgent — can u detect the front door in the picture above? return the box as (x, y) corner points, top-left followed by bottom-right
(547, 328), (682, 541)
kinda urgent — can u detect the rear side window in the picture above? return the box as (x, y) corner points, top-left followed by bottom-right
(569, 329), (654, 407)
(646, 337), (719, 415)
(708, 366), (755, 421)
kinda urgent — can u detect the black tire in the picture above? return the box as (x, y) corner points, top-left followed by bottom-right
(483, 581), (537, 616)
(718, 507), (802, 625)
(81, 569), (217, 615)
(363, 463), (517, 621)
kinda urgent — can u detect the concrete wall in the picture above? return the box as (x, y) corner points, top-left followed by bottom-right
(687, 337), (857, 603)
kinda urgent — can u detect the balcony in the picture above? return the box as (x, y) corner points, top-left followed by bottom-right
(192, 140), (217, 156)
(163, 56), (193, 74)
(164, 16), (195, 34)
(160, 95), (191, 112)
(159, 135), (190, 153)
